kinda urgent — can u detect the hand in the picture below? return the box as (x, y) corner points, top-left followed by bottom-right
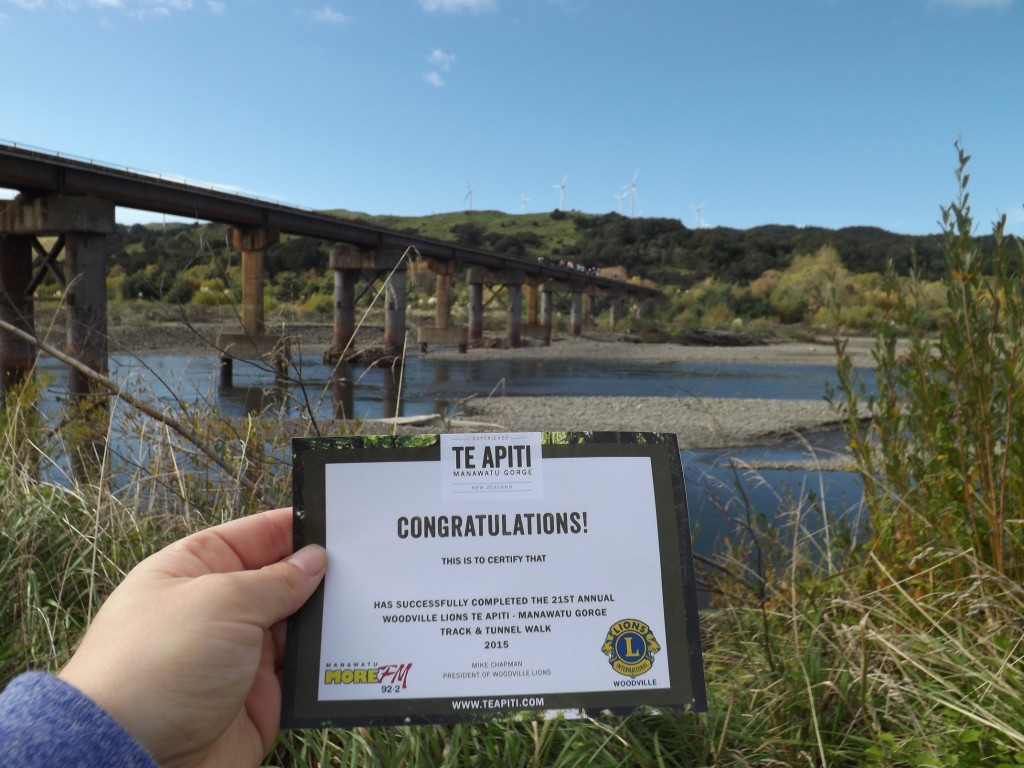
(59, 507), (327, 768)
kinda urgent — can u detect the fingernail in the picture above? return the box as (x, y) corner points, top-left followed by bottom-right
(288, 544), (327, 577)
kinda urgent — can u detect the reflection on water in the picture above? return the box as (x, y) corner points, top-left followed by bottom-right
(683, 441), (865, 554)
(682, 451), (866, 606)
(35, 352), (872, 427)
(35, 352), (869, 423)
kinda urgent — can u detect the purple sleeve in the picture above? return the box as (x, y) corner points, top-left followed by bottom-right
(0, 671), (157, 768)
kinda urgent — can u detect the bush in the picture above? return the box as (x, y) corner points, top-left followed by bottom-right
(834, 141), (1024, 580)
(299, 293), (333, 315)
(190, 286), (233, 306)
(163, 277), (196, 305)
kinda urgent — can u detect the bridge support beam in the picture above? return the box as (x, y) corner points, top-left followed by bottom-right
(217, 227), (285, 386)
(467, 280), (484, 343)
(329, 247), (357, 357)
(608, 292), (624, 331)
(383, 265), (407, 356)
(435, 267), (451, 329)
(65, 229), (111, 399)
(0, 234), (35, 395)
(328, 246), (408, 360)
(540, 285), (553, 335)
(467, 267), (524, 348)
(418, 259), (467, 354)
(0, 195), (115, 402)
(506, 281), (523, 349)
(526, 282), (538, 325)
(232, 226), (279, 337)
(520, 277), (550, 345)
(570, 288), (584, 337)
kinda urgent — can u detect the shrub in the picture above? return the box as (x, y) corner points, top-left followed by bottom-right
(834, 141), (1024, 580)
(299, 293), (333, 315)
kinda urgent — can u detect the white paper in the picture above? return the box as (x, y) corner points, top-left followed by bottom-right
(317, 452), (670, 703)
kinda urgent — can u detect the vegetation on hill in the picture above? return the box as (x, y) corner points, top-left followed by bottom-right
(94, 201), (1016, 341)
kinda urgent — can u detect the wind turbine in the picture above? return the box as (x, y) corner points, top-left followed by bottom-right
(622, 170), (638, 218)
(614, 191), (628, 214)
(553, 175), (568, 211)
(521, 194), (530, 213)
(692, 203), (705, 229)
(464, 182), (474, 211)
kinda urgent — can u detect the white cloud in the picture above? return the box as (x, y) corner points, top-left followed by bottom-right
(206, 0), (224, 12)
(313, 5), (345, 23)
(122, 1), (192, 19)
(931, 0), (1011, 7)
(427, 48), (455, 70)
(4, 0), (196, 15)
(423, 71), (445, 87)
(127, 0), (192, 15)
(419, 0), (495, 12)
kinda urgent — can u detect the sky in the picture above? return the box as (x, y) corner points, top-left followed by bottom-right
(2, 0), (1023, 236)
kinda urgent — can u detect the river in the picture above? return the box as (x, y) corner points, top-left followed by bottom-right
(33, 351), (869, 597)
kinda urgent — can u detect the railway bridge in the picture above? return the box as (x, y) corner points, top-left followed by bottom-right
(0, 143), (660, 398)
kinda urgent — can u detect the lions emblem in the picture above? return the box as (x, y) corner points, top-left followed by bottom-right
(601, 618), (661, 678)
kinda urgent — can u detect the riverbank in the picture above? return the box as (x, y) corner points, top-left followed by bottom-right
(40, 309), (868, 463)
(95, 309), (877, 368)
(349, 331), (865, 468)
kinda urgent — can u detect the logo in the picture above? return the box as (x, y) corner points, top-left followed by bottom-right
(602, 619), (661, 678)
(323, 663), (413, 687)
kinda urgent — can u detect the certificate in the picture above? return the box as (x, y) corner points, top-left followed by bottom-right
(282, 431), (706, 728)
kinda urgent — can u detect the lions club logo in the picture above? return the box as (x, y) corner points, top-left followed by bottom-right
(602, 618), (661, 678)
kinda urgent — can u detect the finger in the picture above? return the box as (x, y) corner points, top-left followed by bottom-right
(228, 544), (328, 628)
(159, 508), (296, 576)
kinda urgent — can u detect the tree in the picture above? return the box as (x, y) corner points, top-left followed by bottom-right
(771, 245), (851, 324)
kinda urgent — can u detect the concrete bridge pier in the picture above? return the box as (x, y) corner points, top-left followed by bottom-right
(418, 258), (467, 354)
(65, 226), (113, 399)
(522, 277), (551, 345)
(608, 292), (624, 331)
(467, 268), (524, 348)
(506, 279), (523, 348)
(0, 234), (35, 395)
(329, 246), (357, 358)
(540, 284), (554, 337)
(326, 246), (408, 360)
(570, 287), (584, 337)
(467, 272), (485, 343)
(218, 226), (286, 387)
(0, 195), (115, 402)
(383, 261), (407, 357)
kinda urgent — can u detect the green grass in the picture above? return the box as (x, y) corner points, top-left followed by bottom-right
(4, 377), (1024, 766)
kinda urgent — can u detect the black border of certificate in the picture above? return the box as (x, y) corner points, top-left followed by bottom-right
(282, 432), (706, 728)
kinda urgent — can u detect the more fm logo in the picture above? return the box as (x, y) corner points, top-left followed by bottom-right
(323, 663), (413, 688)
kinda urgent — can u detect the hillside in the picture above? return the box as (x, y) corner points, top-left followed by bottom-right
(101, 210), (957, 305)
(324, 209), (949, 286)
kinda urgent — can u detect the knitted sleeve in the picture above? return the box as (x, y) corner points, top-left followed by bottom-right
(0, 671), (157, 768)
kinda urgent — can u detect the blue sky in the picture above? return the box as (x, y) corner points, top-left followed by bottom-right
(2, 0), (1022, 235)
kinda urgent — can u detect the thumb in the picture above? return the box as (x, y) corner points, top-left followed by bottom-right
(232, 544), (328, 627)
